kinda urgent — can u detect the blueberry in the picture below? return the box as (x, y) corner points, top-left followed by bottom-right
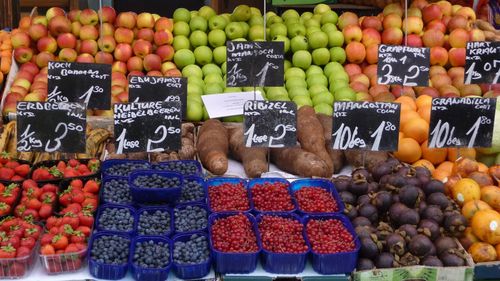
(98, 207), (135, 232)
(103, 178), (132, 204)
(138, 209), (171, 236)
(106, 162), (149, 177)
(156, 161), (199, 176)
(91, 235), (130, 265)
(133, 174), (180, 189)
(177, 178), (205, 203)
(174, 205), (208, 233)
(173, 234), (210, 264)
(133, 240), (170, 269)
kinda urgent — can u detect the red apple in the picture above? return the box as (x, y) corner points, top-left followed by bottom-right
(382, 14), (402, 29)
(20, 62), (39, 75)
(147, 70), (163, 76)
(116, 12), (137, 29)
(127, 56), (144, 72)
(58, 48), (78, 62)
(114, 43), (133, 62)
(426, 19), (446, 33)
(361, 28), (381, 47)
(154, 17), (173, 32)
(449, 28), (469, 48)
(100, 22), (115, 37)
(422, 29), (445, 47)
(114, 27), (134, 44)
(99, 6), (117, 23)
(164, 68), (182, 77)
(71, 21), (82, 37)
(46, 7), (65, 21)
(361, 16), (382, 31)
(18, 16), (32, 31)
(95, 51), (114, 64)
(338, 12), (359, 30)
(155, 45), (174, 62)
(430, 65), (447, 77)
(37, 36), (57, 53)
(11, 32), (30, 49)
(455, 7), (476, 22)
(79, 9), (99, 25)
(405, 34), (423, 47)
(137, 28), (155, 42)
(402, 16), (423, 34)
(28, 24), (48, 41)
(381, 27), (403, 45)
(436, 0), (453, 16)
(137, 12), (155, 29)
(97, 35), (117, 53)
(68, 9), (81, 22)
(76, 53), (95, 63)
(35, 51), (55, 68)
(154, 29), (174, 46)
(430, 46), (448, 66)
(80, 25), (99, 40)
(112, 61), (127, 73)
(422, 4), (443, 24)
(383, 3), (403, 17)
(448, 66), (465, 79)
(447, 15), (470, 31)
(79, 40), (98, 55)
(57, 33), (77, 49)
(344, 63), (362, 77)
(345, 41), (366, 64)
(48, 15), (72, 37)
(469, 28), (485, 42)
(143, 54), (162, 71)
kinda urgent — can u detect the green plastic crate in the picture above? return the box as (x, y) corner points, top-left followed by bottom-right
(272, 0), (337, 6)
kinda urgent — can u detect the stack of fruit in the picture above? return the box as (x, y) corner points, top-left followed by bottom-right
(0, 30), (12, 86)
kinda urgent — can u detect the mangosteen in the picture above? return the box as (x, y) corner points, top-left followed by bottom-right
(357, 258), (375, 270)
(385, 157), (401, 170)
(340, 191), (356, 205)
(435, 236), (457, 255)
(415, 166), (431, 185)
(367, 182), (379, 193)
(386, 174), (407, 189)
(389, 203), (408, 223)
(358, 204), (379, 224)
(355, 225), (375, 239)
(423, 180), (445, 195)
(385, 233), (406, 256)
(332, 175), (351, 192)
(353, 167), (372, 182)
(418, 219), (442, 241)
(422, 256), (443, 267)
(352, 216), (372, 227)
(397, 224), (418, 240)
(396, 166), (412, 177)
(397, 252), (420, 266)
(392, 194), (400, 203)
(375, 252), (395, 268)
(344, 205), (358, 220)
(360, 237), (381, 259)
(379, 174), (392, 185)
(349, 179), (369, 196)
(440, 252), (465, 266)
(372, 191), (392, 214)
(372, 163), (393, 182)
(421, 205), (444, 224)
(376, 222), (394, 241)
(443, 212), (467, 237)
(427, 193), (452, 210)
(357, 194), (371, 206)
(399, 185), (422, 208)
(406, 176), (423, 188)
(428, 243), (437, 256)
(409, 234), (433, 257)
(397, 208), (420, 226)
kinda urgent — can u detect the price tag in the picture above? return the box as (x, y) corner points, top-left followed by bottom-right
(332, 101), (401, 151)
(47, 62), (111, 109)
(377, 45), (430, 86)
(243, 100), (296, 147)
(113, 101), (181, 154)
(464, 41), (500, 85)
(226, 41), (284, 87)
(428, 97), (496, 148)
(16, 102), (86, 153)
(128, 76), (187, 119)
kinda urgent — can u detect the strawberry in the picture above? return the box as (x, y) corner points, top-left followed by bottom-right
(56, 161), (67, 171)
(0, 245), (16, 258)
(67, 159), (80, 168)
(31, 168), (51, 181)
(40, 244), (55, 255)
(77, 212), (94, 228)
(16, 246), (30, 258)
(63, 169), (79, 178)
(49, 167), (62, 179)
(83, 180), (99, 194)
(26, 198), (42, 210)
(51, 234), (68, 250)
(65, 243), (80, 253)
(0, 168), (15, 180)
(38, 204), (53, 219)
(22, 180), (37, 190)
(11, 175), (24, 181)
(20, 237), (36, 249)
(0, 152), (10, 165)
(13, 164), (30, 177)
(87, 159), (100, 172)
(4, 161), (19, 169)
(0, 203), (11, 216)
(69, 179), (83, 189)
(77, 165), (90, 175)
(41, 184), (57, 193)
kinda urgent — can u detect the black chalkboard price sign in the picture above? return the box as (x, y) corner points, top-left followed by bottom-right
(128, 76), (187, 118)
(243, 101), (296, 147)
(16, 102), (86, 153)
(377, 45), (430, 86)
(428, 98), (496, 148)
(464, 41), (500, 85)
(226, 41), (284, 87)
(332, 101), (401, 151)
(113, 101), (182, 154)
(47, 62), (111, 109)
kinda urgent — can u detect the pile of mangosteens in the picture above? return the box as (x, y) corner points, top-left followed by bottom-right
(333, 157), (469, 270)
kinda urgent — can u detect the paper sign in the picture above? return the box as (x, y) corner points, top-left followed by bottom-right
(201, 91), (264, 118)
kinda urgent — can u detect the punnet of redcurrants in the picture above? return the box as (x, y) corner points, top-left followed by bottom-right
(106, 162), (149, 177)
(306, 219), (355, 254)
(251, 182), (294, 212)
(133, 240), (170, 269)
(211, 214), (258, 253)
(295, 187), (338, 213)
(177, 178), (205, 203)
(90, 235), (130, 265)
(133, 173), (181, 189)
(174, 234), (210, 265)
(157, 161), (199, 175)
(137, 209), (171, 236)
(103, 178), (133, 204)
(98, 207), (135, 232)
(208, 182), (250, 212)
(258, 215), (308, 254)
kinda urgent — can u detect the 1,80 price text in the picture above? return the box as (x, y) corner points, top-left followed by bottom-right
(429, 116), (491, 148)
(333, 121), (396, 151)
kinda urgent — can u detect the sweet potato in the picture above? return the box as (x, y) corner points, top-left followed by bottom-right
(316, 113), (345, 173)
(197, 119), (228, 175)
(271, 147), (330, 178)
(344, 150), (388, 171)
(229, 125), (268, 178)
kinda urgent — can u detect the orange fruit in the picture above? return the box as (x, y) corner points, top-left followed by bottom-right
(395, 96), (417, 112)
(448, 148), (476, 161)
(421, 140), (447, 165)
(417, 105), (431, 124)
(402, 117), (429, 144)
(478, 162), (488, 173)
(416, 95), (432, 109)
(394, 137), (422, 163)
(437, 161), (454, 174)
(451, 178), (481, 205)
(400, 110), (420, 128)
(413, 159), (435, 172)
(432, 169), (449, 182)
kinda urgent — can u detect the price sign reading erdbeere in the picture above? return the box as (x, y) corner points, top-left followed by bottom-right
(464, 41), (500, 85)
(377, 45), (430, 87)
(428, 98), (496, 148)
(226, 41), (284, 87)
(332, 101), (401, 151)
(47, 62), (111, 109)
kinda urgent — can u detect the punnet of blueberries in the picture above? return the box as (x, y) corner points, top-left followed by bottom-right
(133, 240), (170, 269)
(133, 173), (181, 189)
(103, 178), (133, 204)
(177, 178), (205, 203)
(98, 207), (135, 232)
(174, 234), (210, 265)
(90, 235), (130, 265)
(106, 162), (149, 177)
(157, 161), (200, 175)
(174, 205), (208, 233)
(138, 209), (171, 236)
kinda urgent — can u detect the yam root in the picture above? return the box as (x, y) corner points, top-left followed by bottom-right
(344, 150), (388, 171)
(229, 125), (268, 178)
(316, 113), (345, 173)
(297, 106), (334, 175)
(178, 137), (196, 160)
(271, 147), (330, 178)
(197, 119), (229, 175)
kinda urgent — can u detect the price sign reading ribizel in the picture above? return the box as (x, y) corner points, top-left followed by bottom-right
(47, 62), (111, 109)
(377, 45), (430, 86)
(243, 100), (297, 147)
(16, 102), (86, 153)
(428, 98), (497, 148)
(113, 101), (182, 154)
(464, 41), (500, 85)
(226, 41), (284, 87)
(332, 101), (401, 151)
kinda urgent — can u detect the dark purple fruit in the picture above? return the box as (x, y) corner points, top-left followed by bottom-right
(360, 237), (380, 259)
(375, 252), (395, 268)
(352, 216), (372, 227)
(398, 253), (420, 266)
(406, 176), (423, 188)
(340, 191), (356, 205)
(422, 256), (443, 267)
(440, 252), (465, 266)
(435, 236), (457, 255)
(367, 182), (379, 193)
(397, 224), (418, 239)
(344, 205), (358, 220)
(387, 175), (407, 189)
(443, 212), (467, 237)
(332, 175), (351, 192)
(372, 164), (393, 182)
(399, 185), (422, 208)
(353, 167), (372, 182)
(350, 180), (369, 196)
(423, 180), (445, 195)
(385, 157), (401, 170)
(355, 225), (375, 239)
(357, 194), (371, 206)
(398, 209), (420, 226)
(357, 258), (375, 270)
(385, 233), (406, 255)
(372, 191), (392, 213)
(389, 203), (408, 223)
(418, 219), (441, 241)
(421, 205), (444, 224)
(396, 166), (412, 177)
(415, 166), (431, 186)
(427, 193), (452, 209)
(409, 234), (434, 257)
(358, 204), (379, 224)
(379, 174), (392, 186)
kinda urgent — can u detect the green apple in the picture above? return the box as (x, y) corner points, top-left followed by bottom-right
(266, 87), (288, 98)
(187, 94), (202, 105)
(231, 4), (252, 22)
(173, 21), (190, 36)
(307, 74), (328, 88)
(212, 46), (226, 65)
(190, 16), (208, 32)
(194, 46), (213, 65)
(204, 73), (223, 84)
(328, 30), (344, 47)
(172, 35), (190, 50)
(221, 61), (227, 74)
(187, 82), (204, 96)
(268, 94), (291, 101)
(324, 62), (344, 77)
(272, 35), (290, 53)
(267, 15), (283, 26)
(188, 76), (204, 88)
(202, 63), (222, 76)
(288, 87), (310, 99)
(190, 30), (208, 47)
(285, 67), (306, 80)
(329, 72), (349, 84)
(281, 9), (300, 22)
(284, 17), (300, 26)
(329, 47), (346, 64)
(290, 35), (308, 53)
(312, 14), (322, 22)
(309, 85), (329, 97)
(239, 22), (249, 38)
(250, 7), (261, 16)
(224, 87), (242, 92)
(202, 106), (209, 120)
(312, 48), (330, 66)
(287, 24), (306, 38)
(208, 29), (226, 48)
(249, 25), (264, 41)
(204, 83), (224, 94)
(306, 26), (322, 37)
(334, 87), (356, 101)
(198, 5), (216, 20)
(220, 13), (231, 23)
(173, 8), (191, 22)
(284, 59), (292, 71)
(293, 95), (313, 107)
(292, 50), (312, 69)
(314, 3), (331, 14)
(182, 65), (203, 78)
(321, 10), (338, 25)
(249, 15), (264, 26)
(270, 22), (287, 38)
(312, 92), (334, 105)
(208, 15), (227, 30)
(286, 78), (307, 90)
(314, 103), (333, 115)
(304, 18), (321, 29)
(321, 23), (337, 33)
(191, 11), (199, 18)
(305, 65), (323, 77)
(186, 102), (203, 121)
(173, 49), (195, 69)
(307, 31), (328, 49)
(301, 11), (313, 21)
(329, 79), (349, 93)
(225, 22), (244, 40)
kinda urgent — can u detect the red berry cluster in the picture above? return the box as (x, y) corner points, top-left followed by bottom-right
(14, 180), (58, 221)
(258, 215), (308, 254)
(211, 214), (258, 253)
(295, 187), (338, 213)
(208, 183), (249, 212)
(31, 159), (100, 181)
(306, 219), (355, 254)
(251, 182), (294, 212)
(0, 183), (20, 216)
(0, 155), (30, 181)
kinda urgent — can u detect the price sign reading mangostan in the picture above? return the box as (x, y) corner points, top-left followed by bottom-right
(226, 41), (284, 87)
(243, 101), (296, 147)
(428, 98), (496, 148)
(16, 102), (86, 153)
(377, 45), (430, 87)
(113, 101), (181, 154)
(47, 62), (111, 109)
(128, 76), (187, 119)
(464, 41), (500, 84)
(332, 101), (401, 151)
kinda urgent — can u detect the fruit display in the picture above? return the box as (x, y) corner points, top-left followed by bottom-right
(0, 183), (20, 216)
(14, 180), (58, 221)
(210, 213), (259, 253)
(0, 30), (12, 84)
(173, 233), (210, 264)
(207, 179), (250, 212)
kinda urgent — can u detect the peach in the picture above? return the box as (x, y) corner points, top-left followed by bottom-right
(365, 44), (378, 64)
(438, 85), (460, 97)
(426, 19), (447, 33)
(391, 85), (415, 98)
(452, 75), (465, 89)
(351, 73), (370, 88)
(408, 7), (422, 18)
(344, 63), (362, 77)
(18, 16), (32, 31)
(430, 46), (449, 66)
(112, 72), (128, 87)
(448, 67), (465, 80)
(449, 28), (469, 48)
(10, 85), (29, 96)
(405, 34), (423, 47)
(369, 84), (390, 97)
(343, 24), (363, 43)
(430, 65), (447, 77)
(381, 27), (403, 45)
(431, 73), (452, 89)
(422, 29), (445, 47)
(361, 28), (381, 47)
(363, 64), (377, 78)
(350, 81), (368, 93)
(345, 42), (366, 64)
(448, 15), (470, 31)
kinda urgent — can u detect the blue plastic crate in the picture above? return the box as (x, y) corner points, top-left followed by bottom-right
(172, 232), (212, 279)
(129, 236), (172, 281)
(176, 175), (207, 205)
(100, 176), (134, 206)
(102, 159), (151, 177)
(290, 179), (345, 215)
(88, 231), (131, 280)
(129, 170), (183, 204)
(256, 213), (309, 274)
(248, 178), (296, 213)
(136, 206), (173, 237)
(208, 212), (261, 274)
(205, 178), (251, 213)
(96, 204), (137, 235)
(303, 214), (360, 274)
(154, 160), (203, 176)
(173, 203), (209, 235)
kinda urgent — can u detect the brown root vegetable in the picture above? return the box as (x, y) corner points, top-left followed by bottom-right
(179, 137), (196, 160)
(197, 119), (229, 175)
(271, 147), (330, 178)
(229, 125), (268, 178)
(344, 150), (388, 171)
(297, 106), (334, 175)
(316, 113), (345, 173)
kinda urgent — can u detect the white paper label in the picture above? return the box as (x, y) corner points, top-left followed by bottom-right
(201, 91), (264, 118)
